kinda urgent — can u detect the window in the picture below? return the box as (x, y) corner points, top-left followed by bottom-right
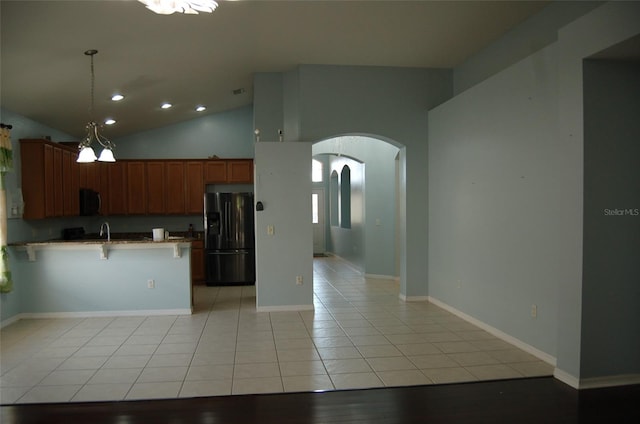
(312, 159), (323, 182)
(312, 193), (319, 224)
(330, 171), (339, 226)
(340, 165), (351, 228)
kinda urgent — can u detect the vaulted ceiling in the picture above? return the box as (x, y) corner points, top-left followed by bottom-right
(1, 0), (549, 138)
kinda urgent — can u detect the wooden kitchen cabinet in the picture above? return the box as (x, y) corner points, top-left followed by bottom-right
(20, 140), (253, 219)
(204, 161), (227, 183)
(107, 161), (127, 215)
(98, 163), (110, 215)
(52, 147), (64, 216)
(42, 143), (55, 218)
(62, 150), (80, 216)
(20, 139), (78, 219)
(166, 161), (186, 214)
(126, 162), (147, 214)
(227, 159), (253, 183)
(185, 161), (204, 215)
(203, 159), (253, 184)
(191, 239), (205, 283)
(146, 161), (165, 214)
(79, 161), (101, 193)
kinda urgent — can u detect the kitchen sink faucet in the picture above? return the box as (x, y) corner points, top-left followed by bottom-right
(99, 222), (111, 242)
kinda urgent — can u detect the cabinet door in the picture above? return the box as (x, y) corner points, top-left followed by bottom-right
(166, 161), (186, 214)
(43, 144), (55, 217)
(52, 147), (64, 216)
(191, 240), (205, 283)
(62, 150), (79, 216)
(99, 163), (110, 215)
(20, 140), (46, 219)
(185, 161), (204, 215)
(204, 161), (227, 183)
(107, 162), (127, 215)
(146, 162), (165, 214)
(227, 159), (254, 183)
(127, 162), (147, 215)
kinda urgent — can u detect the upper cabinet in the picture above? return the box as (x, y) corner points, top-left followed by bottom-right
(185, 161), (204, 215)
(204, 161), (226, 183)
(21, 139), (79, 219)
(204, 159), (253, 184)
(165, 161), (186, 214)
(227, 159), (253, 183)
(19, 139), (252, 219)
(146, 161), (166, 215)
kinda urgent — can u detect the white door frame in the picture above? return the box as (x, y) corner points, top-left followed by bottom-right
(312, 188), (326, 255)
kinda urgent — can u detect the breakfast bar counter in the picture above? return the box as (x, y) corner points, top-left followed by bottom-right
(7, 237), (194, 318)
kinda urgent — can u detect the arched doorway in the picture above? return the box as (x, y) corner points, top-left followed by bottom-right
(312, 135), (401, 280)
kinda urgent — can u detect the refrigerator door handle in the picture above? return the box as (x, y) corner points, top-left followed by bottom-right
(225, 201), (231, 241)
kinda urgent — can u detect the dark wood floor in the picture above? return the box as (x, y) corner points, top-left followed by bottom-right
(2, 377), (640, 424)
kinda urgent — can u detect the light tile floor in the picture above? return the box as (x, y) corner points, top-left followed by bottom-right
(0, 256), (553, 404)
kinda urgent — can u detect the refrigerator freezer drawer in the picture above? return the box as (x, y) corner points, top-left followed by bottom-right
(206, 250), (255, 286)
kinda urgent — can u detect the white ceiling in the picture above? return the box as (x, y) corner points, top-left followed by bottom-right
(1, 0), (549, 139)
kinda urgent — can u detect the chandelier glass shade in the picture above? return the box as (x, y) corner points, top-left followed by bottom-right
(77, 50), (116, 163)
(138, 0), (219, 15)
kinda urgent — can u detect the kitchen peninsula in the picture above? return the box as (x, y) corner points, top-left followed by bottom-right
(8, 236), (193, 318)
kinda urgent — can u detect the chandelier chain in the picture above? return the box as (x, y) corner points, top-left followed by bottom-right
(90, 53), (94, 120)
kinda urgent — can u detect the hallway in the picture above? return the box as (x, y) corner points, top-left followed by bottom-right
(1, 256), (552, 404)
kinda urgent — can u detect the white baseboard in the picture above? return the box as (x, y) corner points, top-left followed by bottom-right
(553, 368), (580, 389)
(553, 369), (640, 390)
(256, 304), (314, 313)
(579, 374), (640, 389)
(364, 273), (397, 280)
(427, 296), (557, 366)
(3, 308), (192, 326)
(0, 314), (22, 329)
(400, 293), (429, 302)
(323, 253), (363, 274)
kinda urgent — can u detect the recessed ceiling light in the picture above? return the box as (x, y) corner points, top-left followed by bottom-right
(111, 94), (124, 101)
(104, 118), (116, 125)
(161, 102), (172, 109)
(195, 105), (206, 112)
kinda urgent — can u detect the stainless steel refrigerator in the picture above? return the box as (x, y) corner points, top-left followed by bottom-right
(204, 192), (256, 286)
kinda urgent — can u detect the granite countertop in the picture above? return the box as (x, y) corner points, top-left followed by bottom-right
(10, 232), (203, 247)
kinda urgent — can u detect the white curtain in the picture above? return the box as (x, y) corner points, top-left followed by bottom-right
(0, 124), (13, 293)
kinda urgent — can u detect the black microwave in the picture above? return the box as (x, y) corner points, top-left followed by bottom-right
(79, 188), (100, 216)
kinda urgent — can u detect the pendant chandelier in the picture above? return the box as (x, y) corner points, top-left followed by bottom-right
(138, 0), (219, 15)
(77, 50), (116, 163)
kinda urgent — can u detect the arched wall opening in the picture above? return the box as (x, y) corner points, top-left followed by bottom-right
(312, 135), (402, 280)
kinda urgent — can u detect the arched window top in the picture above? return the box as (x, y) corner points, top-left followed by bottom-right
(340, 166), (351, 229)
(330, 171), (339, 227)
(312, 159), (323, 182)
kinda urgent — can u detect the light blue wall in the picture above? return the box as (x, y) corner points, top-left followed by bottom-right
(8, 245), (191, 314)
(1, 107), (82, 323)
(428, 43), (563, 358)
(258, 65), (452, 298)
(254, 142), (313, 310)
(113, 105), (254, 159)
(554, 1), (640, 384)
(430, 1), (640, 386)
(253, 73), (283, 142)
(453, 1), (602, 95)
(581, 60), (640, 379)
(314, 136), (399, 277)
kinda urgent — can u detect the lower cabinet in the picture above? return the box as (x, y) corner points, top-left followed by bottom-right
(191, 240), (205, 283)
